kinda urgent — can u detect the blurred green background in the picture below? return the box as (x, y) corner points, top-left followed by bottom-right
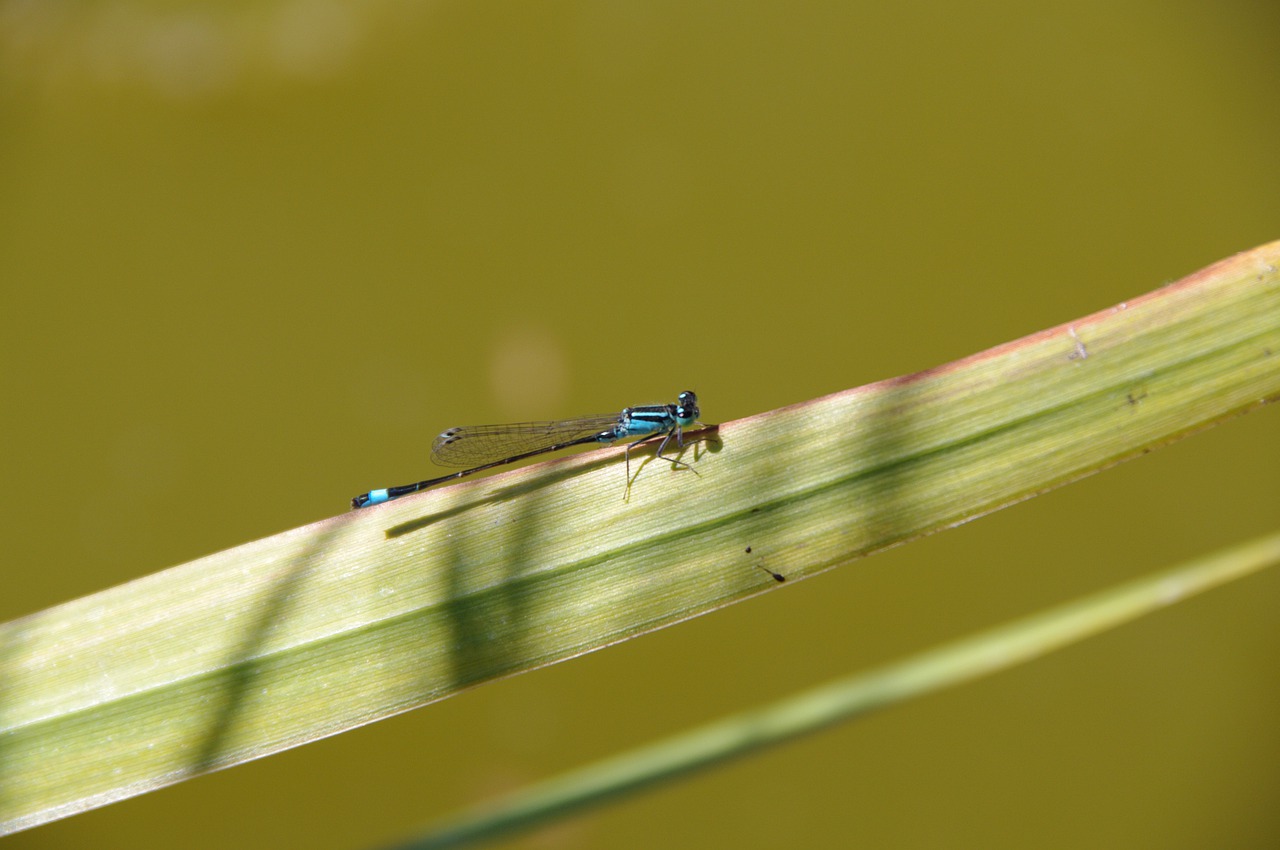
(3, 1), (1279, 847)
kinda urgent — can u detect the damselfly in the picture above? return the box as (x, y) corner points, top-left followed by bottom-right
(351, 391), (701, 508)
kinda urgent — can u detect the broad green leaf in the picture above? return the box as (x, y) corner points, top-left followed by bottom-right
(2, 240), (1278, 834)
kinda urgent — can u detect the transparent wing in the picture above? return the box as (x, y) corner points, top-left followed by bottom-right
(430, 415), (621, 468)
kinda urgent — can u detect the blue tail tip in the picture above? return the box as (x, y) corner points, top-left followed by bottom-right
(352, 489), (390, 509)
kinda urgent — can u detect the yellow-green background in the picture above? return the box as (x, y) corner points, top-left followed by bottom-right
(3, 1), (1279, 847)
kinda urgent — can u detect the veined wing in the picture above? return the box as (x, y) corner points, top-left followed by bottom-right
(430, 415), (622, 468)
